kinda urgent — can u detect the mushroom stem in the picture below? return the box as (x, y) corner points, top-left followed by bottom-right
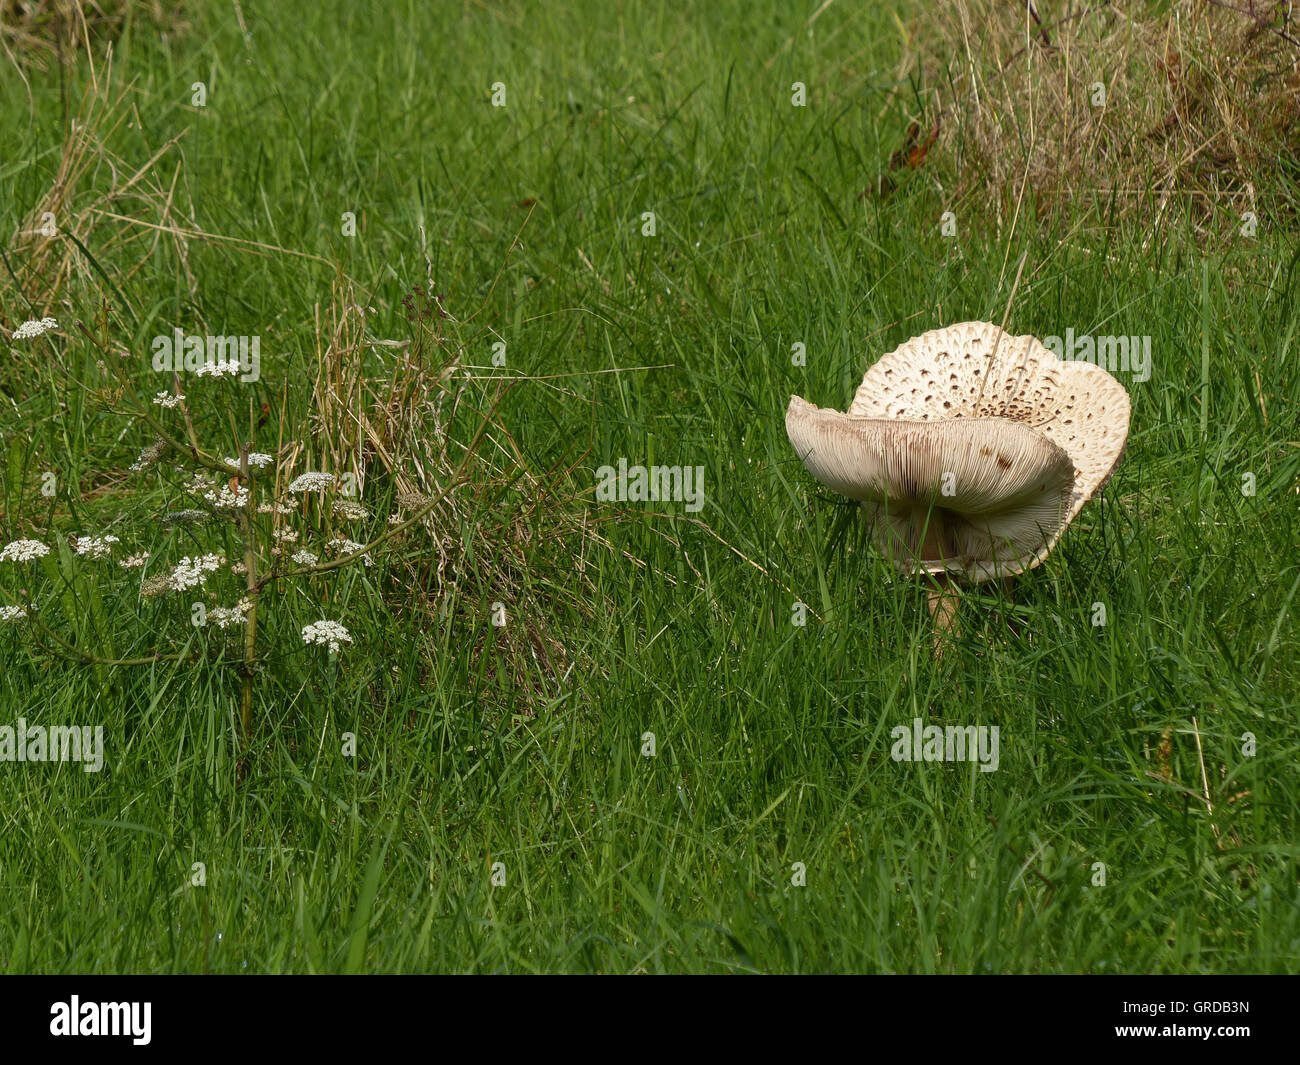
(999, 575), (1020, 636)
(926, 571), (961, 655)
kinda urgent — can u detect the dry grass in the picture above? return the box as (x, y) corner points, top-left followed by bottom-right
(899, 0), (1300, 232)
(303, 270), (607, 711)
(2, 45), (195, 331)
(0, 0), (181, 72)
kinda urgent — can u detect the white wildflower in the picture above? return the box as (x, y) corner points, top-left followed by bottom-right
(167, 553), (225, 592)
(208, 598), (251, 629)
(153, 391), (186, 409)
(185, 471), (215, 493)
(193, 359), (242, 378)
(328, 539), (373, 566)
(387, 512), (404, 525)
(0, 539), (49, 562)
(203, 483), (249, 509)
(291, 549), (318, 565)
(73, 534), (120, 559)
(287, 472), (335, 493)
(224, 453), (273, 470)
(273, 527), (299, 543)
(257, 501), (295, 515)
(119, 552), (150, 569)
(159, 508), (209, 526)
(11, 317), (58, 340)
(0, 605), (28, 622)
(140, 574), (171, 598)
(332, 499), (369, 520)
(301, 619), (352, 653)
(130, 440), (167, 471)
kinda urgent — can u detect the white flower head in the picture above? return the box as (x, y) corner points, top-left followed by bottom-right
(291, 549), (318, 566)
(73, 534), (121, 559)
(193, 359), (242, 378)
(11, 317), (58, 340)
(203, 484), (250, 509)
(0, 605), (28, 622)
(288, 472), (335, 494)
(130, 440), (168, 471)
(153, 391), (186, 409)
(329, 539), (373, 566)
(0, 539), (50, 562)
(332, 499), (369, 521)
(167, 553), (225, 592)
(257, 502), (295, 515)
(225, 453), (273, 470)
(208, 599), (251, 629)
(159, 509), (210, 527)
(119, 552), (150, 569)
(273, 528), (299, 543)
(302, 619), (352, 653)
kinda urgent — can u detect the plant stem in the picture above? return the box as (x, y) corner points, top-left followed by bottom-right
(927, 571), (960, 656)
(239, 445), (258, 740)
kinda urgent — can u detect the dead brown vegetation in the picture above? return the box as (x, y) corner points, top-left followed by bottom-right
(897, 1), (1300, 232)
(1, 0), (181, 72)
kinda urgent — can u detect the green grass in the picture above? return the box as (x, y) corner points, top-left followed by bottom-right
(0, 0), (1297, 973)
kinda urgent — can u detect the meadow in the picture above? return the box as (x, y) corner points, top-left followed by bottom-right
(0, 0), (1296, 973)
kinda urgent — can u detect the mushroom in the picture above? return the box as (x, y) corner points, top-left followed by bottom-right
(786, 321), (1130, 648)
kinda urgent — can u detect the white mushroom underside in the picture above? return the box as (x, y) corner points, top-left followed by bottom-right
(786, 397), (1076, 581)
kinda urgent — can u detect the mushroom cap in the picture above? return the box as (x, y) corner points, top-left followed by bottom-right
(786, 321), (1130, 582)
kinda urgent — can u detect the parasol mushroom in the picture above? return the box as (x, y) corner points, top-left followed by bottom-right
(786, 321), (1130, 648)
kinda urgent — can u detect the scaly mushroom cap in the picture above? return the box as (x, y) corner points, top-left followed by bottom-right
(786, 321), (1130, 582)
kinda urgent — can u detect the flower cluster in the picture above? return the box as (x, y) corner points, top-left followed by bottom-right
(301, 619), (352, 653)
(328, 539), (373, 566)
(73, 534), (121, 559)
(207, 598), (252, 629)
(0, 605), (28, 622)
(166, 553), (226, 592)
(0, 539), (50, 562)
(290, 549), (318, 566)
(225, 453), (273, 470)
(288, 472), (335, 493)
(332, 499), (368, 521)
(119, 552), (150, 569)
(11, 317), (58, 340)
(153, 392), (186, 409)
(193, 359), (242, 378)
(130, 440), (168, 471)
(203, 484), (250, 509)
(159, 509), (210, 526)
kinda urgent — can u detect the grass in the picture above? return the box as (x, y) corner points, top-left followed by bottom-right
(0, 0), (1297, 973)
